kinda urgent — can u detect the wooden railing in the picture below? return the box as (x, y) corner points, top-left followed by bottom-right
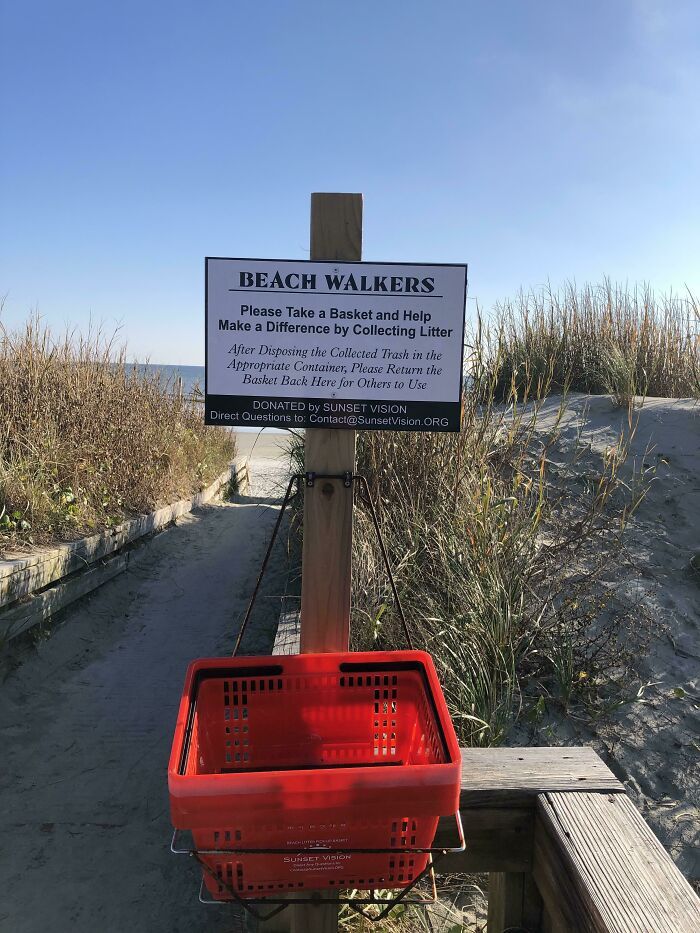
(0, 460), (249, 640)
(266, 618), (700, 931)
(441, 747), (700, 932)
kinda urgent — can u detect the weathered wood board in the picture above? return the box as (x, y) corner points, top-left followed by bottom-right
(292, 193), (363, 933)
(0, 457), (247, 610)
(299, 193), (362, 655)
(458, 746), (623, 807)
(0, 552), (131, 640)
(488, 870), (543, 932)
(534, 791), (700, 932)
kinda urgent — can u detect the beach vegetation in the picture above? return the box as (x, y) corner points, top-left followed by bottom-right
(0, 314), (235, 554)
(480, 281), (699, 404)
(284, 281), (695, 746)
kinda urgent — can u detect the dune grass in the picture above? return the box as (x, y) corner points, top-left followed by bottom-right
(352, 397), (647, 745)
(288, 389), (645, 748)
(286, 282), (686, 748)
(288, 282), (691, 928)
(480, 281), (699, 404)
(288, 386), (640, 927)
(346, 284), (697, 744)
(0, 315), (235, 553)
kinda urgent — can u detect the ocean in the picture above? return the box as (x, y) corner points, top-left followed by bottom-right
(128, 363), (205, 398)
(129, 363), (285, 433)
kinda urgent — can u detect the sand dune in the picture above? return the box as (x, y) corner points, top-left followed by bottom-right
(515, 394), (699, 881)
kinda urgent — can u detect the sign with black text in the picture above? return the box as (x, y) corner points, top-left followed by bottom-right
(205, 258), (467, 431)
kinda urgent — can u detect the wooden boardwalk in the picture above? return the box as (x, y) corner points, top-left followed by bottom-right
(457, 747), (700, 932)
(268, 619), (700, 932)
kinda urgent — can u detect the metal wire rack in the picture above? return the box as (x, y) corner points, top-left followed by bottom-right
(171, 809), (465, 922)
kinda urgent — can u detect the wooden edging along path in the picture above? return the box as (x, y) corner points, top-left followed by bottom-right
(0, 457), (249, 641)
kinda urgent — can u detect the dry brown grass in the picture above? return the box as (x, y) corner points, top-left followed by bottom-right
(482, 281), (699, 404)
(288, 385), (647, 750)
(0, 314), (235, 552)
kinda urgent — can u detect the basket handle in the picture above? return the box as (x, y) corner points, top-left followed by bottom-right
(233, 473), (413, 656)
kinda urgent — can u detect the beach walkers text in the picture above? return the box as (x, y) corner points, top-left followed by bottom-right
(236, 269), (437, 295)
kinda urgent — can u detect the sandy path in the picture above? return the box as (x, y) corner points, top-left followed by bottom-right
(0, 435), (291, 932)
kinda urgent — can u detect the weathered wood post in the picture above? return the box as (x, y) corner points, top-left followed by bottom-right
(289, 192), (362, 933)
(300, 193), (361, 652)
(488, 870), (542, 931)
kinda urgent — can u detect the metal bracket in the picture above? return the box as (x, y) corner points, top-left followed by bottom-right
(304, 470), (354, 488)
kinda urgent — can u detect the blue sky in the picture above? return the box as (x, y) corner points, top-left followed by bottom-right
(2, 0), (699, 364)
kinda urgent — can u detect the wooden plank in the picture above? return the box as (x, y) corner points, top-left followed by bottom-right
(0, 553), (130, 641)
(233, 458), (250, 494)
(534, 792), (700, 933)
(272, 608), (301, 656)
(520, 871), (545, 930)
(534, 801), (592, 932)
(299, 430), (356, 652)
(435, 808), (534, 873)
(441, 746), (623, 929)
(487, 871), (542, 933)
(0, 458), (245, 609)
(459, 747), (622, 808)
(309, 191), (363, 262)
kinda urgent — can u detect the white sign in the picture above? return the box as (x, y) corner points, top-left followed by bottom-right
(205, 258), (467, 432)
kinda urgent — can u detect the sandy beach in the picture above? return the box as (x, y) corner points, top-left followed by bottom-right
(512, 394), (699, 881)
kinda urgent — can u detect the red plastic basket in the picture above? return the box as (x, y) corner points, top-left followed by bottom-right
(168, 650), (461, 900)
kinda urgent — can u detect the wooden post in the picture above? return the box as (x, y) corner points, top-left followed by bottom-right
(288, 193), (362, 933)
(487, 871), (542, 932)
(299, 193), (362, 651)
